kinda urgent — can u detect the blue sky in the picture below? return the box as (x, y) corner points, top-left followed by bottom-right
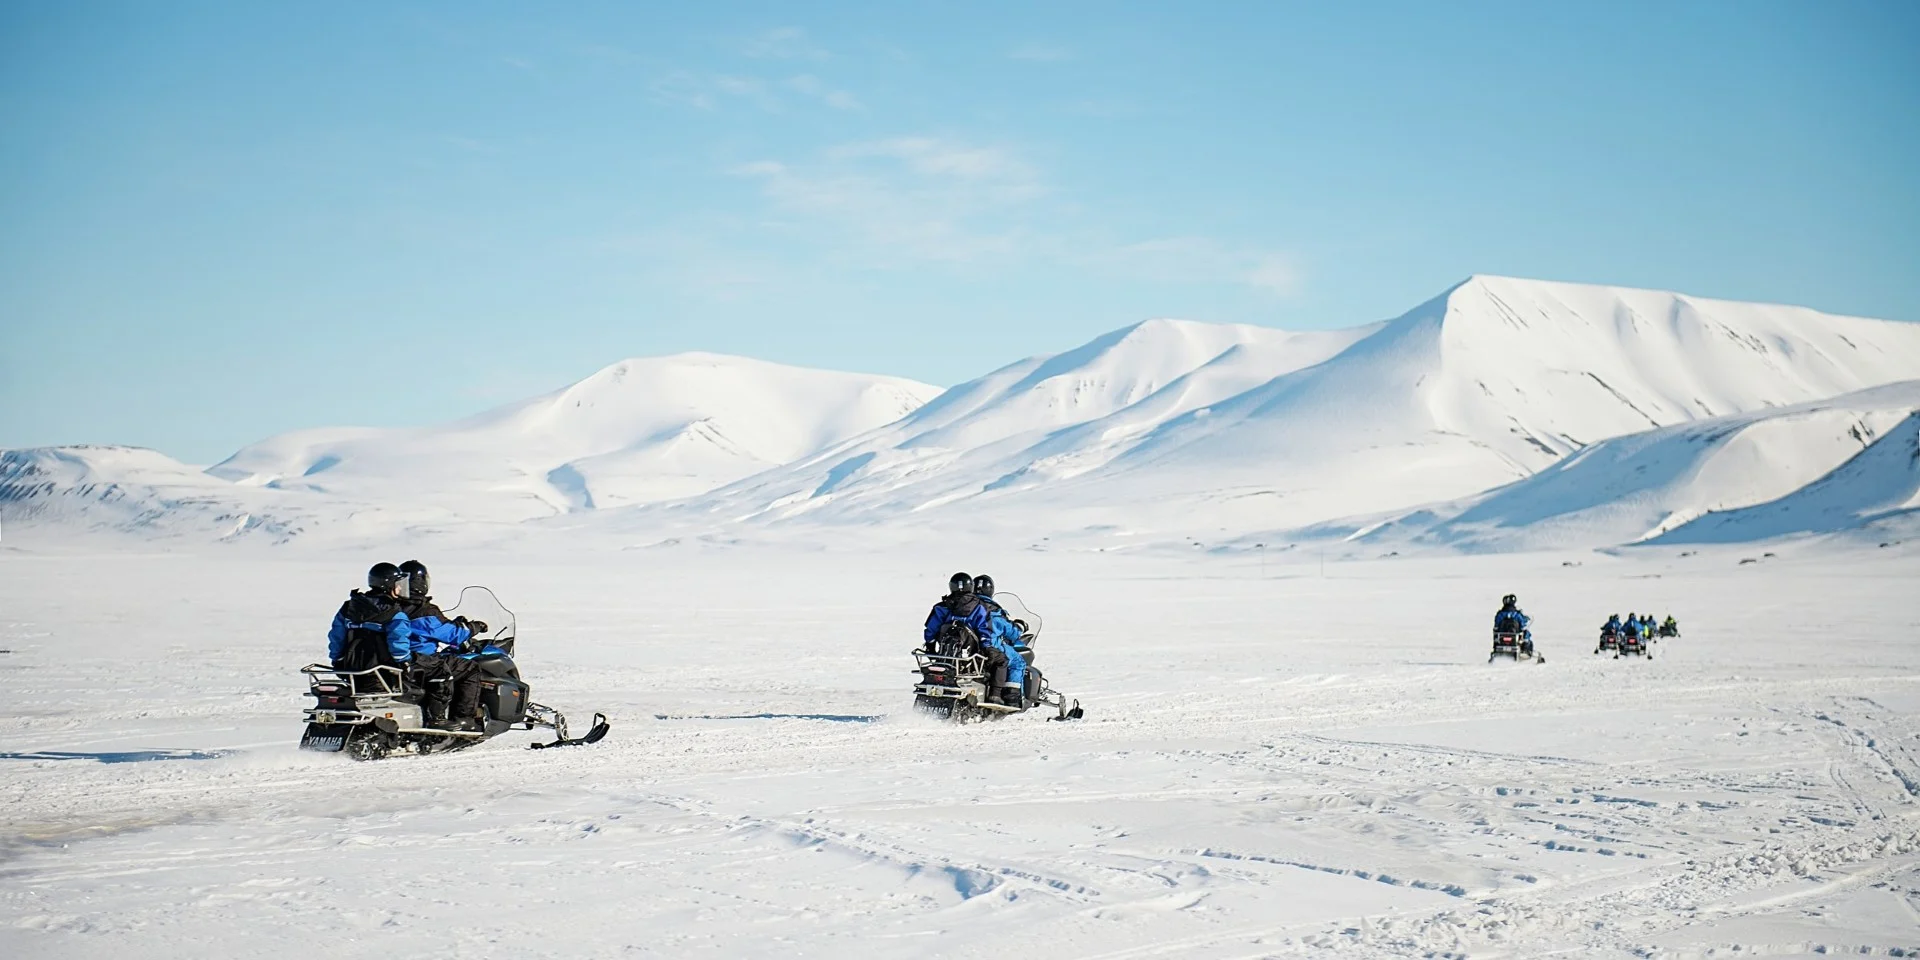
(3, 0), (1916, 462)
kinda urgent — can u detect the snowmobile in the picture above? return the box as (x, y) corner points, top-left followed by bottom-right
(1595, 626), (1620, 654)
(1657, 619), (1680, 639)
(1490, 628), (1544, 664)
(913, 592), (1083, 723)
(299, 586), (608, 760)
(1615, 628), (1651, 659)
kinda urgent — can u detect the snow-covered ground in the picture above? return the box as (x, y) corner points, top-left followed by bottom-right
(4, 541), (1917, 958)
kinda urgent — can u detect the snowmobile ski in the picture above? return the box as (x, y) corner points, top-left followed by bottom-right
(530, 712), (611, 750)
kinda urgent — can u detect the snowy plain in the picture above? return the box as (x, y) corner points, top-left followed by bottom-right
(4, 538), (1918, 959)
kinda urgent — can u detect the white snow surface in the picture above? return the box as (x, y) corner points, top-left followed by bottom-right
(3, 542), (1918, 958)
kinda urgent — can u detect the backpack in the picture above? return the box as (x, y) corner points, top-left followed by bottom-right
(335, 591), (401, 672)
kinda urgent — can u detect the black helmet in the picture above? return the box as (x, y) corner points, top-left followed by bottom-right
(948, 571), (972, 595)
(972, 574), (995, 598)
(367, 562), (405, 596)
(1501, 593), (1517, 607)
(399, 559), (429, 600)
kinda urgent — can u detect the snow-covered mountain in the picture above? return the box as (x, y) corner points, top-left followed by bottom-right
(658, 318), (1378, 526)
(207, 353), (940, 520)
(8, 276), (1919, 550)
(658, 276), (1920, 544)
(1310, 380), (1920, 552)
(1, 355), (940, 541)
(0, 445), (307, 542)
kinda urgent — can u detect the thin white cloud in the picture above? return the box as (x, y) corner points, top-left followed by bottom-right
(652, 70), (859, 113)
(733, 138), (1043, 263)
(1008, 43), (1073, 63)
(1095, 238), (1303, 296)
(785, 74), (862, 111)
(728, 138), (1301, 295)
(741, 27), (828, 61)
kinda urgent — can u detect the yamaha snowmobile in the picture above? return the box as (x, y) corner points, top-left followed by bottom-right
(1490, 629), (1544, 664)
(1616, 629), (1651, 659)
(1595, 626), (1620, 654)
(913, 592), (1082, 723)
(299, 586), (608, 760)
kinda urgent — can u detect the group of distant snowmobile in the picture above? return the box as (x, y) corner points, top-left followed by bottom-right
(1594, 611), (1681, 658)
(300, 567), (1676, 760)
(1488, 593), (1681, 664)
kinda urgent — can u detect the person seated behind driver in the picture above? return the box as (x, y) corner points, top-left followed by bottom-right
(1623, 612), (1643, 642)
(396, 560), (486, 731)
(924, 571), (994, 649)
(1493, 593), (1533, 654)
(327, 562), (415, 671)
(1601, 613), (1623, 639)
(970, 574), (1029, 707)
(923, 572), (1024, 706)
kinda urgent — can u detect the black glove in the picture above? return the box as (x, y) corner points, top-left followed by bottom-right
(464, 619), (488, 635)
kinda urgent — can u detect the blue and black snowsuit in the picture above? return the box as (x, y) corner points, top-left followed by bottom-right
(924, 593), (1025, 687)
(327, 590), (414, 669)
(1603, 615), (1623, 639)
(976, 598), (1028, 687)
(1494, 605), (1531, 642)
(404, 597), (483, 722)
(1624, 615), (1642, 640)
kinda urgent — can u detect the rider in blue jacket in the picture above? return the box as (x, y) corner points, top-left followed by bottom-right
(924, 572), (1027, 707)
(1602, 613), (1623, 639)
(925, 571), (994, 645)
(1624, 613), (1642, 641)
(971, 574), (1028, 705)
(1494, 593), (1534, 655)
(396, 560), (485, 730)
(327, 562), (415, 668)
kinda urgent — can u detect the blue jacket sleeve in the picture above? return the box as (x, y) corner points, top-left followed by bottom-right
(990, 611), (1022, 646)
(328, 611), (348, 662)
(385, 611), (414, 664)
(409, 615), (472, 653)
(924, 605), (949, 643)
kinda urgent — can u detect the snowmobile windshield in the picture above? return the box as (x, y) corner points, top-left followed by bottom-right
(444, 586), (516, 647)
(992, 592), (1042, 640)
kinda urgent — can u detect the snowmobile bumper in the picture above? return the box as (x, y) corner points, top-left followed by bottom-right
(300, 721), (356, 752)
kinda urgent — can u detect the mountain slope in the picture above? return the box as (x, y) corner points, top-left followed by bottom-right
(668, 319), (1379, 525)
(209, 353), (942, 520)
(1311, 380), (1920, 552)
(655, 276), (1920, 541)
(0, 445), (304, 542)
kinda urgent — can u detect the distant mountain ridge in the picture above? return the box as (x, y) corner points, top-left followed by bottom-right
(656, 276), (1920, 544)
(5, 276), (1919, 550)
(2, 354), (941, 540)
